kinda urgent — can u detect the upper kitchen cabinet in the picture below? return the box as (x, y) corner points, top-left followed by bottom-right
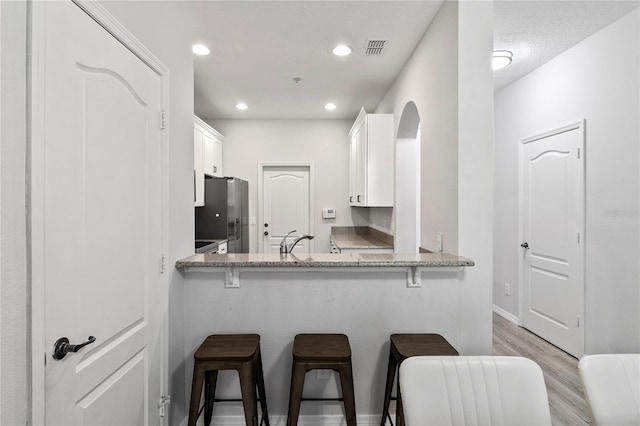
(194, 116), (224, 207)
(348, 108), (394, 207)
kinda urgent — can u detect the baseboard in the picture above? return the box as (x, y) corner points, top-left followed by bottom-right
(183, 413), (385, 426)
(493, 304), (519, 325)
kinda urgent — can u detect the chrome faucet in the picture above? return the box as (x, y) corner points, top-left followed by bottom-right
(280, 230), (315, 254)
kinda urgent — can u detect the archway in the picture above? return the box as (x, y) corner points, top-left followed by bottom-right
(395, 101), (421, 253)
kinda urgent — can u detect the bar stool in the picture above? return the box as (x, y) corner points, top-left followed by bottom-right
(380, 334), (458, 426)
(188, 334), (269, 426)
(287, 334), (356, 426)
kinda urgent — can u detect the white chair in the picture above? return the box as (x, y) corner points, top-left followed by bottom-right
(399, 356), (552, 426)
(579, 354), (640, 425)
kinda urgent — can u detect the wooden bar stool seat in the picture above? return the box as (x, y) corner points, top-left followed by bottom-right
(188, 334), (269, 426)
(287, 334), (356, 426)
(380, 334), (458, 426)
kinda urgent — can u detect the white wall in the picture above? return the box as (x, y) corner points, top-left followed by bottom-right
(0, 2), (28, 424)
(375, 0), (494, 354)
(99, 2), (195, 424)
(375, 1), (460, 254)
(456, 0), (495, 354)
(395, 137), (420, 252)
(209, 119), (370, 253)
(493, 9), (640, 353)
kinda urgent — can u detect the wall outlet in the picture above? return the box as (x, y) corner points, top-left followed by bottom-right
(504, 283), (510, 296)
(436, 232), (443, 252)
(317, 369), (331, 379)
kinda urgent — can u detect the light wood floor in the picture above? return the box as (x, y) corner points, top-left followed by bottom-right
(493, 313), (591, 425)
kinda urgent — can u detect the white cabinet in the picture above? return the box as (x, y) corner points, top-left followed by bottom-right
(194, 116), (224, 207)
(203, 128), (223, 177)
(348, 108), (394, 207)
(193, 122), (205, 207)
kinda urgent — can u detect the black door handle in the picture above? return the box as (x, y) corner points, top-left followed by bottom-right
(53, 336), (96, 360)
(521, 242), (529, 249)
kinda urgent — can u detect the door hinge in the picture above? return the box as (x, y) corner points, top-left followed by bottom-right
(160, 110), (166, 130)
(577, 232), (581, 243)
(577, 148), (581, 159)
(158, 394), (171, 417)
(160, 254), (166, 274)
(576, 316), (580, 328)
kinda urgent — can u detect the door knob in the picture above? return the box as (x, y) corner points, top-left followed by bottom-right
(53, 336), (96, 360)
(264, 231), (269, 236)
(264, 223), (269, 228)
(521, 242), (529, 249)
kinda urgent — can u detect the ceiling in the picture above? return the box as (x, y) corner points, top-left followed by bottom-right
(194, 1), (639, 120)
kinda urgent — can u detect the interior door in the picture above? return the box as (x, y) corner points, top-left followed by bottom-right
(41, 2), (165, 423)
(260, 165), (312, 253)
(520, 122), (584, 357)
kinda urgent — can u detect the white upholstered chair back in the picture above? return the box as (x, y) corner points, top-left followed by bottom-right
(399, 356), (552, 426)
(579, 354), (640, 425)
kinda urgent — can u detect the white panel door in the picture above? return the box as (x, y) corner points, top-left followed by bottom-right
(41, 2), (164, 424)
(261, 165), (312, 253)
(520, 122), (584, 357)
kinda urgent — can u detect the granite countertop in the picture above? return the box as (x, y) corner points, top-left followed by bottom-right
(330, 226), (394, 250)
(175, 252), (474, 269)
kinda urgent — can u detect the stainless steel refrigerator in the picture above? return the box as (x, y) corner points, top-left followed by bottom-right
(195, 176), (249, 253)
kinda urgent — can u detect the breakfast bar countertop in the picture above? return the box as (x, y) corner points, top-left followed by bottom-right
(175, 252), (474, 269)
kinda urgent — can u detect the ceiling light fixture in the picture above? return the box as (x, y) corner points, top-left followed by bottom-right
(492, 50), (513, 71)
(235, 103), (248, 111)
(192, 44), (211, 56)
(324, 103), (337, 111)
(332, 45), (352, 57)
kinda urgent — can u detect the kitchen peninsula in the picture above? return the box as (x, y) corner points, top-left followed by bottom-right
(176, 252), (479, 422)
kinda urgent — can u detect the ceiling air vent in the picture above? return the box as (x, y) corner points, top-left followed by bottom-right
(364, 40), (387, 56)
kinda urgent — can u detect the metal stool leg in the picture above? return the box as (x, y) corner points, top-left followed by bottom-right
(255, 349), (270, 426)
(338, 362), (357, 426)
(239, 362), (259, 426)
(287, 362), (307, 426)
(188, 363), (206, 426)
(204, 370), (218, 426)
(381, 349), (398, 426)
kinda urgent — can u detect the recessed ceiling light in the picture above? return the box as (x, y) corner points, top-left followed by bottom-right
(192, 44), (211, 56)
(492, 50), (513, 71)
(332, 45), (352, 57)
(235, 103), (248, 111)
(324, 103), (337, 111)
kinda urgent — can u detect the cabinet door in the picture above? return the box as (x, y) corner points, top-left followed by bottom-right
(194, 124), (205, 206)
(354, 120), (367, 205)
(213, 137), (223, 177)
(203, 131), (215, 177)
(349, 133), (358, 206)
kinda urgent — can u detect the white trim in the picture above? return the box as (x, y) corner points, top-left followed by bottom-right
(30, 1), (47, 422)
(0, 1), (3, 421)
(518, 119), (586, 357)
(492, 305), (519, 325)
(29, 1), (170, 423)
(520, 120), (583, 145)
(194, 114), (223, 140)
(257, 162), (315, 253)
